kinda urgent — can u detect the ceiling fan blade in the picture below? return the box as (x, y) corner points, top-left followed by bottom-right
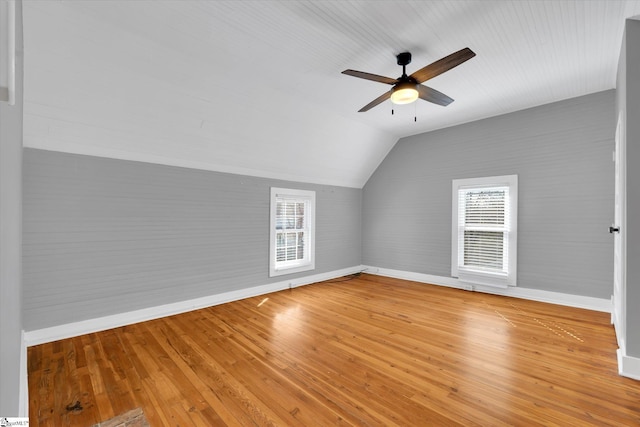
(409, 47), (476, 84)
(342, 69), (397, 85)
(358, 91), (391, 112)
(417, 85), (454, 106)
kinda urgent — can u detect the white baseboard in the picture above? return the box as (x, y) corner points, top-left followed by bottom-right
(610, 298), (640, 380)
(25, 265), (611, 347)
(617, 349), (640, 380)
(361, 266), (612, 313)
(24, 266), (364, 347)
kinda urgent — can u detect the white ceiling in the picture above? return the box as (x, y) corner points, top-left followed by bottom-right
(21, 1), (640, 188)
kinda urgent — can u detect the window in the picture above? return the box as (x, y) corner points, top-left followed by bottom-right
(451, 175), (517, 287)
(270, 187), (315, 277)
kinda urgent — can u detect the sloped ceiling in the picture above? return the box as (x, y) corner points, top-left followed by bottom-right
(21, 1), (640, 188)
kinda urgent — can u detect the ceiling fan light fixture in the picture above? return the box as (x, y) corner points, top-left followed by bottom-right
(390, 82), (419, 105)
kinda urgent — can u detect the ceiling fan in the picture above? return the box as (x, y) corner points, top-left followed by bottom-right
(342, 47), (476, 112)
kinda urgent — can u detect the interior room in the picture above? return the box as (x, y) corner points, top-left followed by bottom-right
(1, 1), (640, 425)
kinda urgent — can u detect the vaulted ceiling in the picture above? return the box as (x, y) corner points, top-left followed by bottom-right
(21, 1), (640, 188)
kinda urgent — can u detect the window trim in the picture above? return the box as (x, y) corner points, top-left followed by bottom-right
(451, 175), (518, 287)
(269, 187), (316, 277)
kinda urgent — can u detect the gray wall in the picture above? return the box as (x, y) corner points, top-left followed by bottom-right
(0, 0), (23, 415)
(23, 149), (362, 331)
(618, 19), (640, 358)
(363, 90), (615, 299)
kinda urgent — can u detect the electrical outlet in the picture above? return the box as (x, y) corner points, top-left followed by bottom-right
(464, 284), (475, 291)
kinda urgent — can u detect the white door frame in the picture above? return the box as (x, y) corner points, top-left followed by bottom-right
(613, 111), (627, 352)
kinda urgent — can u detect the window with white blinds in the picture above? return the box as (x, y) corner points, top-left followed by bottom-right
(269, 187), (315, 277)
(451, 175), (518, 287)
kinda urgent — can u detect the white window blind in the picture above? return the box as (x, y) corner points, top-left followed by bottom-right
(452, 175), (517, 287)
(270, 188), (315, 277)
(459, 187), (508, 273)
(275, 199), (307, 265)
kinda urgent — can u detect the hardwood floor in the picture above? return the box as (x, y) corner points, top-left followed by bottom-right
(28, 274), (640, 426)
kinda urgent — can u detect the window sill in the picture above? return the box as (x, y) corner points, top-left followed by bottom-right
(269, 262), (315, 277)
(457, 270), (513, 288)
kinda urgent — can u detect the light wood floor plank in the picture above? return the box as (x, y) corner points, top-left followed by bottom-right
(28, 274), (640, 426)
